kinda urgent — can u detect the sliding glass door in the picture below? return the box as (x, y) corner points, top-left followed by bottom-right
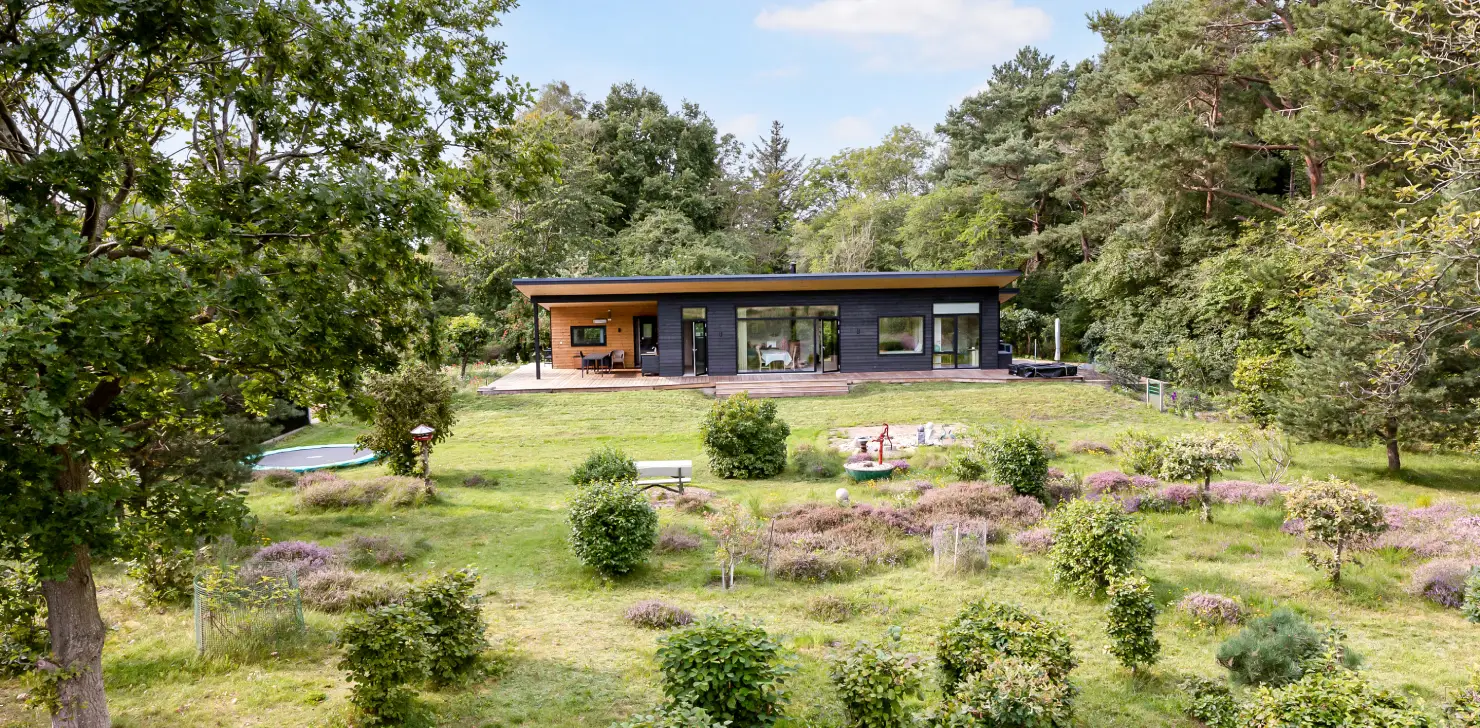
(735, 305), (838, 373)
(933, 303), (981, 369)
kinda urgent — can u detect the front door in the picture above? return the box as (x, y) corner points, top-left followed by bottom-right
(934, 315), (981, 369)
(819, 318), (840, 373)
(692, 320), (708, 376)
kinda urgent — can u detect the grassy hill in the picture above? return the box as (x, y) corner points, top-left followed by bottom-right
(3, 381), (1477, 727)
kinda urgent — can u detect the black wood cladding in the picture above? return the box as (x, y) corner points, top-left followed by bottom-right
(652, 287), (1001, 377)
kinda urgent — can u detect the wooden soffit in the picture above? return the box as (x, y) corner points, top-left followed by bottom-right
(515, 270), (1022, 299)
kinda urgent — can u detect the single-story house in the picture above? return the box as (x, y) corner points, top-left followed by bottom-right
(513, 269), (1021, 379)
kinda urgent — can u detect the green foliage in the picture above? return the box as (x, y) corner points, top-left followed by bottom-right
(571, 445), (640, 486)
(125, 546), (197, 608)
(791, 444), (844, 480)
(981, 425), (1051, 500)
(1113, 430), (1167, 476)
(700, 393), (790, 480)
(357, 363), (459, 477)
(1216, 609), (1358, 687)
(407, 569), (488, 688)
(0, 564), (47, 679)
(947, 446), (989, 481)
(1047, 499), (1141, 597)
(1230, 353), (1292, 426)
(1283, 477), (1388, 584)
(1240, 658), (1435, 728)
(611, 702), (728, 728)
(1445, 673), (1480, 728)
(930, 657), (1075, 728)
(656, 615), (793, 728)
(1105, 574), (1160, 672)
(1465, 569), (1480, 624)
(829, 627), (925, 728)
(567, 481), (659, 577)
(1178, 676), (1238, 728)
(1159, 432), (1242, 522)
(339, 603), (434, 726)
(445, 314), (494, 377)
(936, 600), (1077, 692)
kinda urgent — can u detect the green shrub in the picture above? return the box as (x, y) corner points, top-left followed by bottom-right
(407, 568), (488, 687)
(1240, 660), (1435, 727)
(931, 657), (1075, 728)
(1465, 569), (1480, 624)
(1445, 673), (1480, 727)
(572, 445), (639, 486)
(1113, 429), (1166, 476)
(830, 627), (925, 728)
(611, 702), (728, 728)
(1230, 353), (1291, 427)
(1283, 477), (1387, 584)
(1178, 676), (1239, 728)
(1105, 573), (1160, 672)
(791, 443), (844, 480)
(568, 481), (659, 577)
(356, 362), (457, 477)
(700, 393), (790, 479)
(656, 615), (793, 728)
(1047, 498), (1141, 597)
(1216, 608), (1358, 687)
(947, 446), (988, 481)
(981, 425), (1051, 500)
(937, 600), (1077, 691)
(125, 545), (195, 607)
(338, 603), (432, 725)
(0, 564), (46, 679)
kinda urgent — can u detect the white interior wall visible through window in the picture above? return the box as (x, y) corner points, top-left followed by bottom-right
(933, 302), (980, 315)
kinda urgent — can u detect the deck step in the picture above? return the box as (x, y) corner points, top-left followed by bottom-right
(713, 381), (852, 399)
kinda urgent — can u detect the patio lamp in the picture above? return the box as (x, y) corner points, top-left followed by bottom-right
(411, 424), (436, 486)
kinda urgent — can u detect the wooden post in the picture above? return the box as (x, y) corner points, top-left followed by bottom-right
(764, 520), (775, 578)
(532, 298), (541, 380)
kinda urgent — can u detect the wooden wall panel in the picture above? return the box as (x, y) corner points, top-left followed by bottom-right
(547, 303), (656, 369)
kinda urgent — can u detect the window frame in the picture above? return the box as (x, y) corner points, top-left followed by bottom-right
(570, 325), (607, 347)
(876, 315), (925, 355)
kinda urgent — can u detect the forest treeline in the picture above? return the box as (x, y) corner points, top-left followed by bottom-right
(441, 0), (1479, 467)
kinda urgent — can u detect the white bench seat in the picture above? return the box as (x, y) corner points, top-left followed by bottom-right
(634, 459), (692, 493)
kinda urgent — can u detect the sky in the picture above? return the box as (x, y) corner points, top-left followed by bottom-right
(495, 0), (1148, 161)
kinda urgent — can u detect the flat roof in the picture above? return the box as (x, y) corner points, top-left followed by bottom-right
(514, 269), (1022, 298)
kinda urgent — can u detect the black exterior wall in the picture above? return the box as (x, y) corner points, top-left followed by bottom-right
(654, 286), (1002, 377)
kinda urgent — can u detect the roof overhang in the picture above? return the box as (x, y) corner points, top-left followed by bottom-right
(514, 270), (1022, 300)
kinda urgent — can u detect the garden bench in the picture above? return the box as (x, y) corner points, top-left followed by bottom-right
(634, 460), (691, 494)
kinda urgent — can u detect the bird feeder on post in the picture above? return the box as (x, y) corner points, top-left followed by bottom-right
(410, 424), (436, 487)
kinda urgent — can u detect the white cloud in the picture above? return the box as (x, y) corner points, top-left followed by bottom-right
(719, 113), (763, 140)
(827, 115), (876, 148)
(755, 0), (1052, 70)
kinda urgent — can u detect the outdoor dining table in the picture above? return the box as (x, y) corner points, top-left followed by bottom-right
(574, 351), (609, 376)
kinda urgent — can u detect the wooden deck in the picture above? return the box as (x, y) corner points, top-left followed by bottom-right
(477, 363), (1081, 396)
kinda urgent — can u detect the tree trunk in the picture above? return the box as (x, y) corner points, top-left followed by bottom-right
(1384, 419), (1401, 472)
(459, 355), (468, 378)
(1332, 543), (1343, 585)
(40, 546), (110, 728)
(1199, 475), (1213, 523)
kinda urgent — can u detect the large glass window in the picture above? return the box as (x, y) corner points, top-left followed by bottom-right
(571, 326), (606, 346)
(878, 317), (924, 354)
(933, 303), (981, 369)
(738, 318), (818, 372)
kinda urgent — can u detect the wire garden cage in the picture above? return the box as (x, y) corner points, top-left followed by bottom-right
(193, 563), (304, 656)
(931, 522), (992, 574)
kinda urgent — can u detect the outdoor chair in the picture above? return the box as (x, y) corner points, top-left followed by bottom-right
(610, 349), (626, 369)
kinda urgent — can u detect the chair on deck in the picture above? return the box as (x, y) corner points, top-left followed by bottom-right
(610, 350), (626, 370)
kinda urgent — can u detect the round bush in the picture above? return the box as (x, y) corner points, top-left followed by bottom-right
(981, 425), (1051, 500)
(612, 702), (727, 728)
(568, 481), (659, 577)
(1047, 498), (1141, 597)
(934, 657), (1075, 728)
(1216, 608), (1358, 687)
(656, 616), (793, 728)
(937, 600), (1077, 691)
(338, 603), (433, 725)
(1241, 664), (1434, 728)
(572, 445), (639, 486)
(700, 393), (790, 479)
(830, 628), (925, 728)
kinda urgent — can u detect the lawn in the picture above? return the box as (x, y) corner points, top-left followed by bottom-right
(3, 381), (1478, 727)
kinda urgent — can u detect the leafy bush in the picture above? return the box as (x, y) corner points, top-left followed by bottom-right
(572, 445), (639, 486)
(339, 603), (432, 725)
(1240, 659), (1435, 728)
(1158, 432), (1242, 522)
(980, 425), (1051, 500)
(791, 443), (844, 480)
(1113, 429), (1166, 476)
(0, 564), (47, 679)
(931, 657), (1075, 728)
(707, 500), (764, 589)
(1216, 608), (1358, 687)
(1284, 477), (1387, 584)
(1230, 353), (1291, 427)
(1047, 498), (1141, 597)
(947, 446), (988, 481)
(299, 568), (404, 613)
(700, 393), (790, 479)
(1178, 676), (1238, 728)
(830, 627), (925, 728)
(568, 481), (659, 577)
(656, 526), (702, 553)
(407, 568), (488, 687)
(936, 600), (1077, 691)
(1176, 592), (1243, 627)
(656, 615), (793, 728)
(1467, 569), (1480, 623)
(611, 702), (728, 728)
(805, 594), (857, 623)
(356, 362), (458, 477)
(626, 600), (695, 629)
(1105, 574), (1160, 672)
(126, 545), (195, 607)
(1447, 673), (1480, 727)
